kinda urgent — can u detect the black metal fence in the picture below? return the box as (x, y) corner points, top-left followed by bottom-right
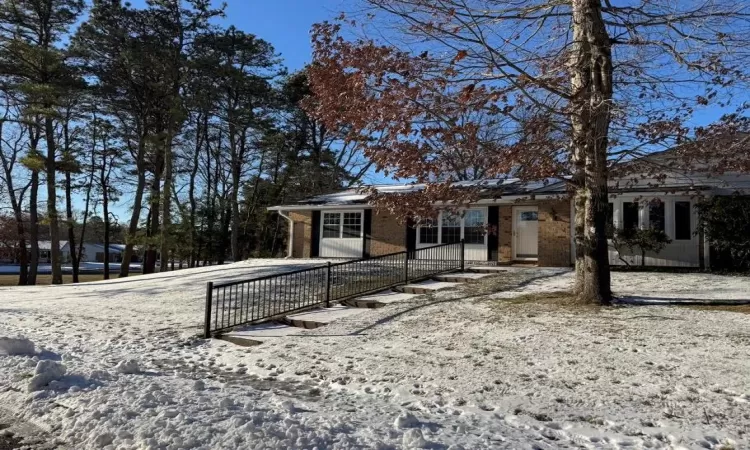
(204, 241), (464, 338)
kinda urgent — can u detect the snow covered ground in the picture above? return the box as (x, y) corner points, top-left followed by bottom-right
(0, 261), (749, 449)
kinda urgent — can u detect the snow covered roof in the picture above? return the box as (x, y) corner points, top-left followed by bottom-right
(88, 243), (133, 253)
(35, 241), (69, 251)
(269, 178), (567, 210)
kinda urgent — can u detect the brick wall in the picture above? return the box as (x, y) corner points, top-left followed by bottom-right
(289, 211), (312, 258)
(370, 211), (406, 256)
(538, 200), (572, 267)
(499, 206), (513, 262)
(496, 200), (572, 267)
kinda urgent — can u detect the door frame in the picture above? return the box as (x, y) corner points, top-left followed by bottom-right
(512, 206), (539, 261)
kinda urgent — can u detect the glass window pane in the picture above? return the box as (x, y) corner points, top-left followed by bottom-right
(464, 210), (486, 244)
(441, 213), (461, 244)
(419, 223), (438, 244)
(649, 200), (665, 232)
(623, 202), (639, 231)
(323, 213), (341, 238)
(520, 211), (538, 221)
(675, 201), (691, 240)
(342, 212), (362, 238)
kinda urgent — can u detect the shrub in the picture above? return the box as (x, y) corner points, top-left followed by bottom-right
(611, 227), (672, 267)
(696, 195), (750, 271)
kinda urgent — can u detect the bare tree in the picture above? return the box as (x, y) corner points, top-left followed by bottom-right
(0, 99), (31, 284)
(308, 0), (750, 303)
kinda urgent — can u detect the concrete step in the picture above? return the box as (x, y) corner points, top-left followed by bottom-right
(469, 266), (509, 274)
(433, 272), (494, 283)
(282, 305), (368, 329)
(222, 322), (305, 346)
(344, 290), (420, 308)
(394, 280), (462, 295)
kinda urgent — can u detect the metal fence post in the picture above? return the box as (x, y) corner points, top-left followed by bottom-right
(404, 249), (410, 283)
(460, 239), (465, 272)
(204, 282), (213, 339)
(326, 262), (332, 308)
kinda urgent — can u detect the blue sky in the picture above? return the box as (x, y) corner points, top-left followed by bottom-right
(129, 0), (348, 72)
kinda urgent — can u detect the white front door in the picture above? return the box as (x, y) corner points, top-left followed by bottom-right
(513, 206), (539, 260)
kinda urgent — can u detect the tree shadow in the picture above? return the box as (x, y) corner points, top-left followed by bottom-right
(348, 270), (570, 335)
(617, 295), (750, 306)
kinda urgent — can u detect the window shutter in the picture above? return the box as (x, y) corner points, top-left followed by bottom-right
(363, 209), (372, 258)
(406, 217), (417, 253)
(311, 211), (321, 257)
(487, 206), (499, 261)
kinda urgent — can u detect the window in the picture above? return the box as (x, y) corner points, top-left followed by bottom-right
(606, 203), (614, 238)
(648, 200), (665, 232)
(623, 202), (639, 231)
(520, 211), (538, 221)
(323, 212), (362, 238)
(342, 212), (362, 238)
(322, 213), (341, 238)
(418, 220), (438, 244)
(675, 201), (692, 240)
(441, 213), (462, 244)
(464, 210), (486, 244)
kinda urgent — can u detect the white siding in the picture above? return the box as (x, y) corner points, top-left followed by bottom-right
(320, 238), (363, 258)
(463, 245), (488, 262)
(607, 195), (701, 267)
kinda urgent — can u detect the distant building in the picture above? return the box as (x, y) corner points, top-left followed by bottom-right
(82, 243), (143, 263)
(29, 242), (142, 264)
(37, 241), (70, 264)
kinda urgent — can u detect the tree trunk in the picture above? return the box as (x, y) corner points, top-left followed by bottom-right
(44, 117), (62, 285)
(229, 125), (241, 262)
(573, 190), (586, 294)
(77, 114), (96, 273)
(29, 170), (40, 285)
(220, 204), (231, 265)
(65, 171), (79, 283)
(187, 114), (202, 268)
(0, 121), (29, 286)
(120, 137), (147, 278)
(102, 165), (110, 280)
(570, 0), (613, 305)
(143, 174), (161, 274)
(15, 219), (29, 286)
(160, 135), (173, 272)
(103, 208), (110, 279)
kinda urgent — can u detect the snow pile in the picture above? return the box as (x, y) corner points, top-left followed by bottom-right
(27, 360), (67, 392)
(114, 359), (139, 374)
(0, 336), (35, 356)
(402, 429), (431, 449)
(394, 411), (420, 429)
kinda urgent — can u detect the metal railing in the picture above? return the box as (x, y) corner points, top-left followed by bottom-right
(204, 240), (464, 338)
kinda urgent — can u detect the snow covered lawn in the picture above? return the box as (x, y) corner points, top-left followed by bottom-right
(1, 262), (749, 449)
